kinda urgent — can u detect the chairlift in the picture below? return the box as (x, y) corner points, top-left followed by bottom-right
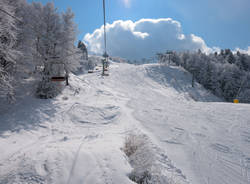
(50, 62), (68, 85)
(88, 70), (94, 73)
(51, 76), (66, 82)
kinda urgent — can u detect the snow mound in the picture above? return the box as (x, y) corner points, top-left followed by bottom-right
(67, 104), (121, 125)
(144, 64), (221, 102)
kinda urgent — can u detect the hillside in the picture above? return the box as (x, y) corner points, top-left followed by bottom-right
(0, 62), (249, 184)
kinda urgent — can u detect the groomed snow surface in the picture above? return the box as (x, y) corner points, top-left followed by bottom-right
(0, 61), (250, 184)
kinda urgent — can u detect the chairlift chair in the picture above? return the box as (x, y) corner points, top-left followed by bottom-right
(50, 62), (68, 85)
(88, 70), (94, 73)
(51, 76), (66, 82)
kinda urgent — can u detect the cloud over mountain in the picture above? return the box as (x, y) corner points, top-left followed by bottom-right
(84, 18), (213, 60)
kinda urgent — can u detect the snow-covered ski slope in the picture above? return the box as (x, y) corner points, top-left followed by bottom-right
(0, 61), (250, 184)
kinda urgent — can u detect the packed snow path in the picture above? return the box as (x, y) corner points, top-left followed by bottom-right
(0, 62), (250, 184)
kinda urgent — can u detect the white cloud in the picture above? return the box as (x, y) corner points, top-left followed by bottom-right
(84, 18), (213, 60)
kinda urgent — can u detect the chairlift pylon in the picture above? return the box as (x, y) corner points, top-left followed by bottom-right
(102, 0), (109, 76)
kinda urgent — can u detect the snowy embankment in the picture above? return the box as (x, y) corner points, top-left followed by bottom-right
(0, 61), (250, 184)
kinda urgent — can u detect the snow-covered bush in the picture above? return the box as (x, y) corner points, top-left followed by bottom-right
(124, 133), (146, 157)
(123, 133), (153, 183)
(36, 78), (63, 99)
(123, 133), (182, 184)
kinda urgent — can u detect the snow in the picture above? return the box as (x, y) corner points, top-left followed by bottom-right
(0, 60), (250, 184)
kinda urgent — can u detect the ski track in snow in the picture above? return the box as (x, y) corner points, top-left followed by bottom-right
(0, 61), (250, 184)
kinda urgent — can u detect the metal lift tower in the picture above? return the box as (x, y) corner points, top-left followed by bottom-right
(102, 0), (109, 76)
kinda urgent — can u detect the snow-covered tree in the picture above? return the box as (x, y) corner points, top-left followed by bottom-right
(26, 2), (63, 98)
(78, 40), (88, 60)
(59, 8), (82, 73)
(157, 49), (250, 103)
(76, 40), (90, 73)
(16, 2), (80, 98)
(0, 0), (20, 102)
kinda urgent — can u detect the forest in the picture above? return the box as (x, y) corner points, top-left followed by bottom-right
(157, 49), (250, 103)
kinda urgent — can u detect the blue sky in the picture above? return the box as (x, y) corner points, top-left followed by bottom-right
(28, 0), (250, 53)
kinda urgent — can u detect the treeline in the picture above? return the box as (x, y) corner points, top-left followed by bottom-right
(157, 49), (250, 103)
(0, 0), (87, 102)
